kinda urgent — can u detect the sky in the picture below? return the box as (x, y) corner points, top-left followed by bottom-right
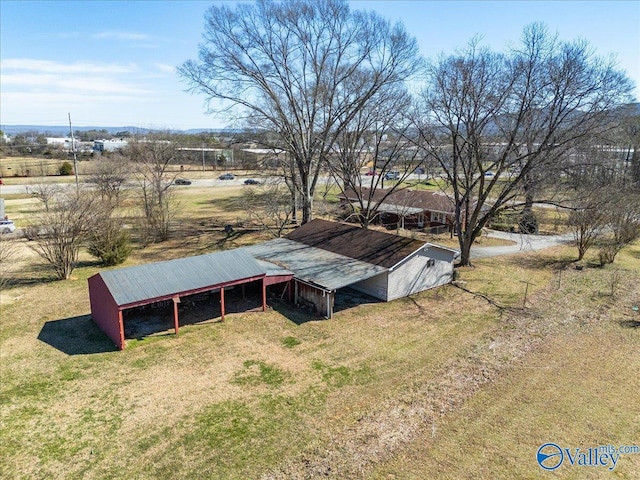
(1, 0), (639, 131)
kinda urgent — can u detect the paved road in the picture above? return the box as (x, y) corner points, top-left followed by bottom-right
(471, 229), (574, 259)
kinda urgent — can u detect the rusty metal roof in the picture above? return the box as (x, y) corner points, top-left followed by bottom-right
(96, 249), (266, 307)
(285, 219), (426, 269)
(242, 238), (387, 291)
(340, 187), (456, 215)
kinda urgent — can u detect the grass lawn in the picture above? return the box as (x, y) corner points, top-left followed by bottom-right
(368, 246), (640, 480)
(1, 183), (638, 479)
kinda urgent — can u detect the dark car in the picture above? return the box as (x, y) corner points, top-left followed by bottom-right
(173, 178), (192, 185)
(244, 179), (260, 185)
(219, 173), (235, 180)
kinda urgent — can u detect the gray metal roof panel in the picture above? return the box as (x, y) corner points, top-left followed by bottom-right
(255, 259), (294, 277)
(98, 249), (265, 307)
(242, 238), (387, 291)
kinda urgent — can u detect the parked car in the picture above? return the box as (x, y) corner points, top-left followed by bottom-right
(365, 170), (378, 176)
(219, 173), (235, 180)
(385, 170), (400, 180)
(0, 220), (16, 234)
(173, 178), (192, 185)
(244, 179), (260, 185)
(484, 171), (495, 178)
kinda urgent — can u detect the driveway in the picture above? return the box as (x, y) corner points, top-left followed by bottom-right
(471, 229), (574, 259)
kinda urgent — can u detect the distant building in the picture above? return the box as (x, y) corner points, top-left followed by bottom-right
(94, 139), (128, 153)
(46, 137), (77, 151)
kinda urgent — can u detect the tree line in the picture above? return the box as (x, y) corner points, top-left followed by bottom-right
(179, 0), (639, 266)
(21, 140), (182, 279)
(5, 0), (638, 282)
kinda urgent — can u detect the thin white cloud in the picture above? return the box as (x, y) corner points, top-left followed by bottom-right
(0, 58), (214, 129)
(155, 63), (176, 74)
(93, 30), (151, 41)
(2, 73), (154, 95)
(1, 58), (138, 75)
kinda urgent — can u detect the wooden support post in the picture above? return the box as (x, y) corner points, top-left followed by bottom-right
(288, 280), (293, 303)
(118, 310), (125, 350)
(262, 278), (267, 312)
(220, 287), (225, 321)
(172, 296), (180, 335)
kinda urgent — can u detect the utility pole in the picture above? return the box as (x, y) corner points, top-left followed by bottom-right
(68, 113), (79, 190)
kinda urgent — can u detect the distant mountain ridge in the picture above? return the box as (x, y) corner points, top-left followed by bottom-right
(2, 102), (637, 136)
(0, 125), (235, 136)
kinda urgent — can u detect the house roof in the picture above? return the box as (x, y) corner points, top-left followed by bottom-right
(340, 187), (455, 215)
(356, 199), (424, 216)
(94, 249), (266, 307)
(285, 219), (426, 269)
(242, 237), (387, 291)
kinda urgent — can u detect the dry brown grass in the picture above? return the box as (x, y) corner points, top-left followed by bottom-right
(368, 248), (640, 479)
(1, 182), (638, 479)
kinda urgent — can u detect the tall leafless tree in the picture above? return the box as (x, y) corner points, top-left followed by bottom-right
(417, 24), (633, 265)
(179, 0), (422, 224)
(127, 139), (181, 244)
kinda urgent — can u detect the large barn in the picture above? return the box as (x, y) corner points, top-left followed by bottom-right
(88, 249), (292, 350)
(88, 219), (458, 349)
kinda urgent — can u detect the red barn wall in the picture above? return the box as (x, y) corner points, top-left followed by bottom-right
(88, 275), (124, 350)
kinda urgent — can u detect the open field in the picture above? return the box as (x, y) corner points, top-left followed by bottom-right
(1, 184), (638, 479)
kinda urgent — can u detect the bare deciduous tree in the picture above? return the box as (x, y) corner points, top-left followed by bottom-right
(417, 24), (633, 265)
(567, 189), (610, 261)
(328, 86), (426, 228)
(0, 238), (19, 289)
(241, 180), (293, 238)
(26, 183), (62, 212)
(87, 154), (130, 208)
(179, 0), (422, 224)
(127, 139), (181, 244)
(597, 191), (640, 265)
(28, 189), (99, 280)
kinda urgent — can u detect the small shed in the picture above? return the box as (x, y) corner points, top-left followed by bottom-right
(88, 249), (290, 349)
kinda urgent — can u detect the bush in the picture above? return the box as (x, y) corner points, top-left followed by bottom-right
(87, 228), (132, 266)
(59, 162), (74, 176)
(489, 211), (517, 232)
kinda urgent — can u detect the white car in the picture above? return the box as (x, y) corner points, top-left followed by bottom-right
(0, 220), (16, 234)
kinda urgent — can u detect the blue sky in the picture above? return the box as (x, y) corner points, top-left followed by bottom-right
(1, 0), (639, 130)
